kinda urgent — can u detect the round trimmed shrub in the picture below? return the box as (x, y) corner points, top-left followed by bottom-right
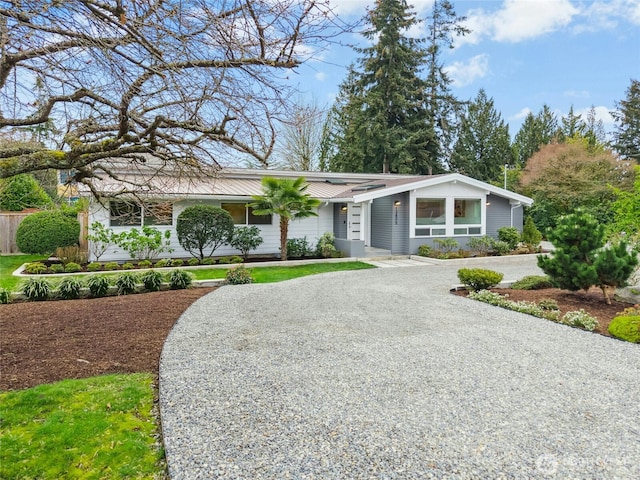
(64, 262), (82, 273)
(176, 205), (234, 260)
(608, 316), (640, 343)
(225, 265), (253, 285)
(457, 268), (504, 291)
(16, 210), (80, 255)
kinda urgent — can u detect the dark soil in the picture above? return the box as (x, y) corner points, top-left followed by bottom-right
(1, 285), (631, 392)
(0, 288), (214, 391)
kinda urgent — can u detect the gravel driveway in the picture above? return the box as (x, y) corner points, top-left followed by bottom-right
(160, 257), (640, 479)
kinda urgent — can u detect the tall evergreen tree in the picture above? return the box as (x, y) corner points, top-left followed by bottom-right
(328, 0), (438, 174)
(559, 105), (587, 141)
(450, 89), (513, 183)
(512, 105), (559, 167)
(424, 0), (470, 169)
(612, 79), (640, 162)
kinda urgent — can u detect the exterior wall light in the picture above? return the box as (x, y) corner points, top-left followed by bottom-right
(394, 201), (401, 206)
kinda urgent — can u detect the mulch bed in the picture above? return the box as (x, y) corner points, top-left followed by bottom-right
(0, 288), (215, 391)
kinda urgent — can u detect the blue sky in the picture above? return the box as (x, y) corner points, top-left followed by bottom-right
(290, 0), (640, 138)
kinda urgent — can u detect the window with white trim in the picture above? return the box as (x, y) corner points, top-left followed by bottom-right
(415, 198), (446, 236)
(109, 201), (173, 227)
(221, 203), (272, 225)
(453, 199), (481, 235)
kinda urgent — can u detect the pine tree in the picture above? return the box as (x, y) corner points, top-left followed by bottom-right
(559, 105), (587, 141)
(612, 79), (640, 162)
(538, 209), (638, 304)
(513, 105), (559, 167)
(328, 0), (438, 174)
(450, 89), (513, 183)
(424, 0), (470, 169)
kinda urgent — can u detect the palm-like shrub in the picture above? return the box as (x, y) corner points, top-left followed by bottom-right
(57, 277), (82, 300)
(22, 278), (52, 301)
(86, 275), (110, 297)
(140, 270), (163, 292)
(116, 272), (138, 295)
(168, 269), (192, 290)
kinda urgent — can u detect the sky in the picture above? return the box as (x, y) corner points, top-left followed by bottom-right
(289, 0), (640, 138)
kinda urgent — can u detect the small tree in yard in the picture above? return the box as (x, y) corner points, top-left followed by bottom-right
(249, 177), (321, 261)
(176, 205), (235, 260)
(538, 209), (638, 304)
(229, 226), (264, 261)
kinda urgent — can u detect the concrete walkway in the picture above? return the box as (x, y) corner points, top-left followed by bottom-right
(160, 256), (640, 479)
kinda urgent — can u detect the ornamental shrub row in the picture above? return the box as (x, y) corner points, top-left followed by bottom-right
(467, 289), (601, 331)
(17, 270), (195, 302)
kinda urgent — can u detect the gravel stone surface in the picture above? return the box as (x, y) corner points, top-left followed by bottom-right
(160, 256), (640, 479)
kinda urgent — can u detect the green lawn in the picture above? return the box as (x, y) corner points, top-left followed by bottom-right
(0, 374), (164, 479)
(0, 254), (46, 291)
(0, 257), (376, 478)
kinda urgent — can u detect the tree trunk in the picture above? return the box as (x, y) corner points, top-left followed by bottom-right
(280, 217), (289, 261)
(600, 285), (613, 305)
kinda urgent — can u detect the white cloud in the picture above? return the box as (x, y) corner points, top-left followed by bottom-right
(315, 71), (327, 81)
(575, 105), (615, 126)
(511, 107), (532, 120)
(444, 54), (489, 87)
(578, 0), (640, 31)
(329, 0), (435, 17)
(460, 0), (579, 44)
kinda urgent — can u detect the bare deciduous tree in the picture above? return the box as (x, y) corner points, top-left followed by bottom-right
(0, 0), (342, 193)
(275, 100), (326, 171)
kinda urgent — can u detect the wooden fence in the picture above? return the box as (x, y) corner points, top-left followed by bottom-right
(0, 210), (89, 255)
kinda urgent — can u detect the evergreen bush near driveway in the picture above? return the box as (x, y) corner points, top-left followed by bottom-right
(457, 268), (504, 291)
(608, 315), (640, 343)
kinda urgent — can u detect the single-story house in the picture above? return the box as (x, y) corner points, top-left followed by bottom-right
(82, 165), (533, 261)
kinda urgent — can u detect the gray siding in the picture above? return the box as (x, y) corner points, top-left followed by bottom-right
(333, 203), (347, 239)
(486, 194), (511, 238)
(512, 205), (524, 232)
(371, 197), (392, 250)
(370, 194), (410, 254)
(391, 192), (409, 254)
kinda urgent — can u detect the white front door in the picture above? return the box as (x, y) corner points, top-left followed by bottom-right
(347, 203), (362, 240)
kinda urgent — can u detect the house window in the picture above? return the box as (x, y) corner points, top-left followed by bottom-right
(110, 201), (141, 226)
(221, 203), (272, 225)
(144, 202), (173, 226)
(453, 199), (481, 235)
(454, 199), (481, 225)
(416, 199), (445, 225)
(109, 201), (173, 227)
(415, 199), (446, 236)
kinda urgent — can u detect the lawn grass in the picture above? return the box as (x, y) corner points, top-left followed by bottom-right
(0, 258), (377, 478)
(0, 254), (46, 291)
(0, 373), (164, 479)
(189, 261), (376, 283)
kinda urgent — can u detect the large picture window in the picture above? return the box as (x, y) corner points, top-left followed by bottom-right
(110, 201), (172, 227)
(454, 199), (481, 225)
(416, 199), (445, 225)
(221, 203), (272, 225)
